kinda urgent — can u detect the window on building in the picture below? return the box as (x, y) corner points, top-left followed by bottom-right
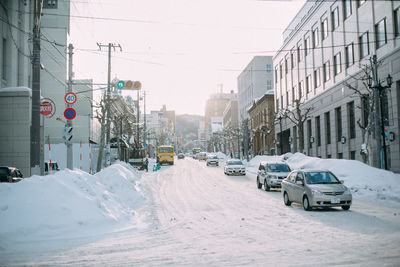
(314, 68), (321, 88)
(299, 80), (304, 99)
(338, 153), (343, 159)
(304, 37), (311, 56)
(345, 43), (354, 68)
(325, 111), (331, 144)
(350, 151), (356, 160)
(297, 43), (303, 62)
(281, 95), (283, 110)
(280, 62), (283, 79)
(316, 116), (321, 146)
(267, 80), (273, 90)
(375, 18), (387, 48)
(276, 99), (280, 112)
(359, 31), (369, 58)
(266, 64), (272, 73)
(348, 101), (356, 139)
(291, 49), (296, 68)
(334, 52), (342, 75)
(395, 8), (400, 37)
(332, 7), (340, 30)
(323, 61), (330, 82)
(275, 67), (278, 83)
(285, 57), (288, 74)
(306, 75), (311, 94)
(292, 85), (297, 103)
(312, 27), (319, 48)
(286, 91), (289, 106)
(343, 0), (352, 19)
(2, 38), (6, 81)
(307, 120), (312, 149)
(335, 106), (342, 142)
(321, 18), (329, 40)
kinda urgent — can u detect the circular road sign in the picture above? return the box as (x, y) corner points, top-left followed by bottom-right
(40, 98), (56, 118)
(64, 107), (77, 120)
(64, 92), (77, 105)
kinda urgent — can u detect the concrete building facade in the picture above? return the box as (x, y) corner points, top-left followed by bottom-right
(238, 56), (274, 124)
(273, 0), (400, 172)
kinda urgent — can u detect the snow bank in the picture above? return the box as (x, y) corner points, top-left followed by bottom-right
(0, 162), (146, 243)
(246, 153), (400, 206)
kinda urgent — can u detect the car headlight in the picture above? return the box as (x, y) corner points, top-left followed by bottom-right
(312, 190), (324, 197)
(344, 188), (352, 195)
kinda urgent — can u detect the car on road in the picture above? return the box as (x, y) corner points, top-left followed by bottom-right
(257, 162), (291, 191)
(206, 154), (219, 166)
(177, 153), (185, 159)
(198, 152), (207, 161)
(224, 159), (246, 175)
(281, 169), (352, 211)
(0, 166), (23, 183)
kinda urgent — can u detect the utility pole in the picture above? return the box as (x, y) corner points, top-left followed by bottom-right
(97, 42), (122, 167)
(137, 89), (140, 146)
(30, 0), (44, 175)
(66, 43), (74, 169)
(372, 55), (382, 169)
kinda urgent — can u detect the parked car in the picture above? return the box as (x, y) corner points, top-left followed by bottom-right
(178, 153), (185, 159)
(198, 152), (207, 161)
(206, 154), (219, 166)
(281, 169), (352, 211)
(0, 166), (23, 183)
(44, 161), (60, 175)
(224, 159), (246, 176)
(256, 162), (291, 191)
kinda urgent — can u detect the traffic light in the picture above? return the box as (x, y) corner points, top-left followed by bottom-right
(63, 126), (73, 142)
(384, 126), (389, 139)
(114, 80), (141, 90)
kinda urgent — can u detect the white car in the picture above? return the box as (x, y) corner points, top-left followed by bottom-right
(206, 154), (219, 166)
(224, 159), (246, 176)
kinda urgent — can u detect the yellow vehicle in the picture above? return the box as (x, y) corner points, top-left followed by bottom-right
(157, 145), (174, 165)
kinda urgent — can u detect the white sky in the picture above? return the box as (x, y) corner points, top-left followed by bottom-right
(69, 0), (306, 115)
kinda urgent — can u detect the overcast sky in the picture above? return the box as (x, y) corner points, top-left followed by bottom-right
(69, 0), (305, 116)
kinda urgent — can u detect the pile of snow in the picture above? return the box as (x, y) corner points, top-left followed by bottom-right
(246, 153), (400, 206)
(216, 152), (228, 162)
(0, 162), (147, 244)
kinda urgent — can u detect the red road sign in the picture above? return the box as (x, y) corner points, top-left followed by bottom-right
(64, 107), (77, 120)
(40, 98), (56, 118)
(64, 92), (77, 105)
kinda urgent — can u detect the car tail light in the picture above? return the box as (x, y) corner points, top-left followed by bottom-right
(8, 176), (12, 183)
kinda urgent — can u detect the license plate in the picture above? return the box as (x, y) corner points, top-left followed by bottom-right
(331, 198), (340, 204)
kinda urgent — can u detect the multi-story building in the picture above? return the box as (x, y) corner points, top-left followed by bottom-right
(238, 56), (274, 124)
(222, 99), (239, 130)
(273, 0), (400, 172)
(248, 93), (275, 155)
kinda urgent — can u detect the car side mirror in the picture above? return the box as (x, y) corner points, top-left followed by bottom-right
(340, 180), (344, 184)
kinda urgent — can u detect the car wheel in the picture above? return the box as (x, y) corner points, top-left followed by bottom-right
(342, 205), (350, 211)
(303, 196), (311, 211)
(264, 180), (270, 191)
(256, 177), (262, 189)
(283, 192), (291, 206)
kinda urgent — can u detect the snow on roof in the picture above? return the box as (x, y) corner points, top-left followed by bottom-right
(0, 86), (32, 92)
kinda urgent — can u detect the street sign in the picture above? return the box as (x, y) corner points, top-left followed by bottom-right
(64, 107), (77, 120)
(64, 92), (77, 105)
(40, 98), (56, 118)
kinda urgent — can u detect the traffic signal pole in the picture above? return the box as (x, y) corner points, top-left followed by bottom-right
(66, 44), (74, 169)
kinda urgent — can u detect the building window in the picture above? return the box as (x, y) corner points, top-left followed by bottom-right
(285, 57), (289, 74)
(338, 153), (343, 159)
(334, 52), (342, 75)
(316, 116), (321, 146)
(375, 18), (387, 48)
(348, 101), (356, 139)
(312, 27), (319, 48)
(306, 75), (311, 94)
(297, 43), (303, 62)
(332, 7), (339, 30)
(314, 68), (321, 89)
(281, 96), (283, 110)
(343, 0), (352, 19)
(280, 62), (283, 79)
(395, 8), (400, 37)
(321, 18), (329, 40)
(276, 99), (280, 112)
(291, 49), (296, 68)
(2, 38), (6, 81)
(359, 31), (369, 58)
(335, 106), (342, 142)
(266, 64), (272, 73)
(323, 61), (330, 82)
(304, 37), (311, 56)
(345, 43), (354, 68)
(307, 119), (312, 149)
(275, 67), (278, 82)
(350, 151), (356, 160)
(267, 80), (273, 90)
(299, 80), (304, 99)
(286, 91), (289, 106)
(325, 111), (331, 145)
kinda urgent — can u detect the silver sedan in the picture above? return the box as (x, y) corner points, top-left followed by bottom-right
(281, 169), (352, 211)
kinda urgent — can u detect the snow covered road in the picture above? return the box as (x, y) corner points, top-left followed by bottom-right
(2, 158), (400, 266)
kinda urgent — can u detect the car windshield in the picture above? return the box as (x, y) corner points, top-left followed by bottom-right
(0, 168), (9, 175)
(305, 171), (341, 184)
(266, 164), (290, 172)
(159, 147), (173, 153)
(228, 161), (243, 165)
(208, 155), (218, 159)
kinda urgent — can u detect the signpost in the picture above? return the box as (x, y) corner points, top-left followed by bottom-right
(64, 107), (77, 120)
(64, 92), (77, 105)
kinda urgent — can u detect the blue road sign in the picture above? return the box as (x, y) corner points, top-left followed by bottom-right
(64, 107), (77, 120)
